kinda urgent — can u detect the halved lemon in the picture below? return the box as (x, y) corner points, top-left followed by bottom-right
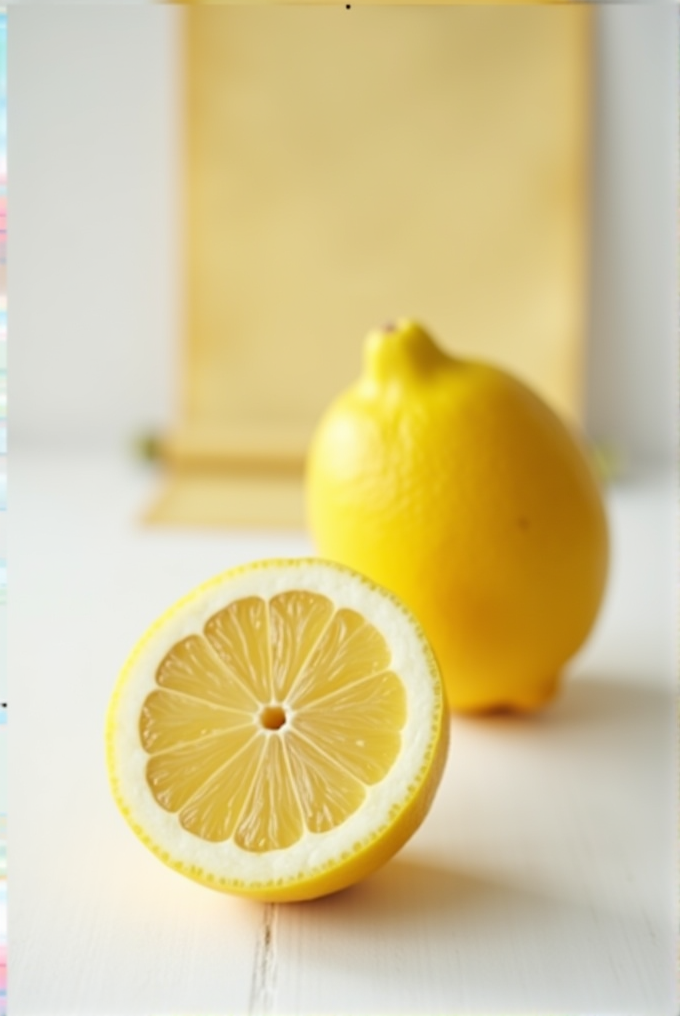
(106, 558), (448, 902)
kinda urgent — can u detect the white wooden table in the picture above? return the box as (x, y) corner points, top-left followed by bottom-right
(11, 451), (677, 1015)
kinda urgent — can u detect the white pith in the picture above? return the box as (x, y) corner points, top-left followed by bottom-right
(107, 559), (442, 888)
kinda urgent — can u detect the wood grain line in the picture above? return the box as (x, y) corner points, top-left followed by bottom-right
(248, 903), (278, 1016)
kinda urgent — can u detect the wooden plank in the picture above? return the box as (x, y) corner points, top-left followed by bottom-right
(146, 469), (306, 528)
(184, 6), (590, 433)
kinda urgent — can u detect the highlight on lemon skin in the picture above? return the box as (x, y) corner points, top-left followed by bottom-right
(106, 558), (449, 902)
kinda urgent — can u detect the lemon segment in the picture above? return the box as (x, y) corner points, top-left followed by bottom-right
(269, 590), (334, 700)
(106, 559), (448, 901)
(155, 634), (258, 710)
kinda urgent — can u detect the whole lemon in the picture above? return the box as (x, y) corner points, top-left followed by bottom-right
(305, 320), (609, 714)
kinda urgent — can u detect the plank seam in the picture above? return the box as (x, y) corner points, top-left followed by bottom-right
(248, 902), (278, 1016)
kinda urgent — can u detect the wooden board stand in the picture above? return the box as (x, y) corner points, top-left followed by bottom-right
(149, 5), (592, 529)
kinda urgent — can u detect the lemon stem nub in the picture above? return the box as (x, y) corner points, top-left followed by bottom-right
(260, 704), (287, 731)
(363, 320), (451, 385)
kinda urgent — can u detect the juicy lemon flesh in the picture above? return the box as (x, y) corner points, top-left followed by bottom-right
(139, 591), (407, 852)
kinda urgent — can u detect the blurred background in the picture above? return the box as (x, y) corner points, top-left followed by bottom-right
(9, 4), (677, 510)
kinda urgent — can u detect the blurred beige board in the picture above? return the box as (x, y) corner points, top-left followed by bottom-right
(151, 5), (591, 529)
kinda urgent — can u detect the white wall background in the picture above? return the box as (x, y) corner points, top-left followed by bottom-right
(9, 5), (678, 468)
(10, 6), (182, 451)
(585, 6), (677, 468)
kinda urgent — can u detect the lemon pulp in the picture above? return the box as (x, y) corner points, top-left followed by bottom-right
(139, 591), (407, 851)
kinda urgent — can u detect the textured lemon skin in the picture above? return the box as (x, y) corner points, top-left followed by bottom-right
(105, 557), (449, 902)
(306, 323), (609, 714)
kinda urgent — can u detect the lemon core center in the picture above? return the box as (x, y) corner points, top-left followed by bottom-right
(260, 704), (287, 731)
